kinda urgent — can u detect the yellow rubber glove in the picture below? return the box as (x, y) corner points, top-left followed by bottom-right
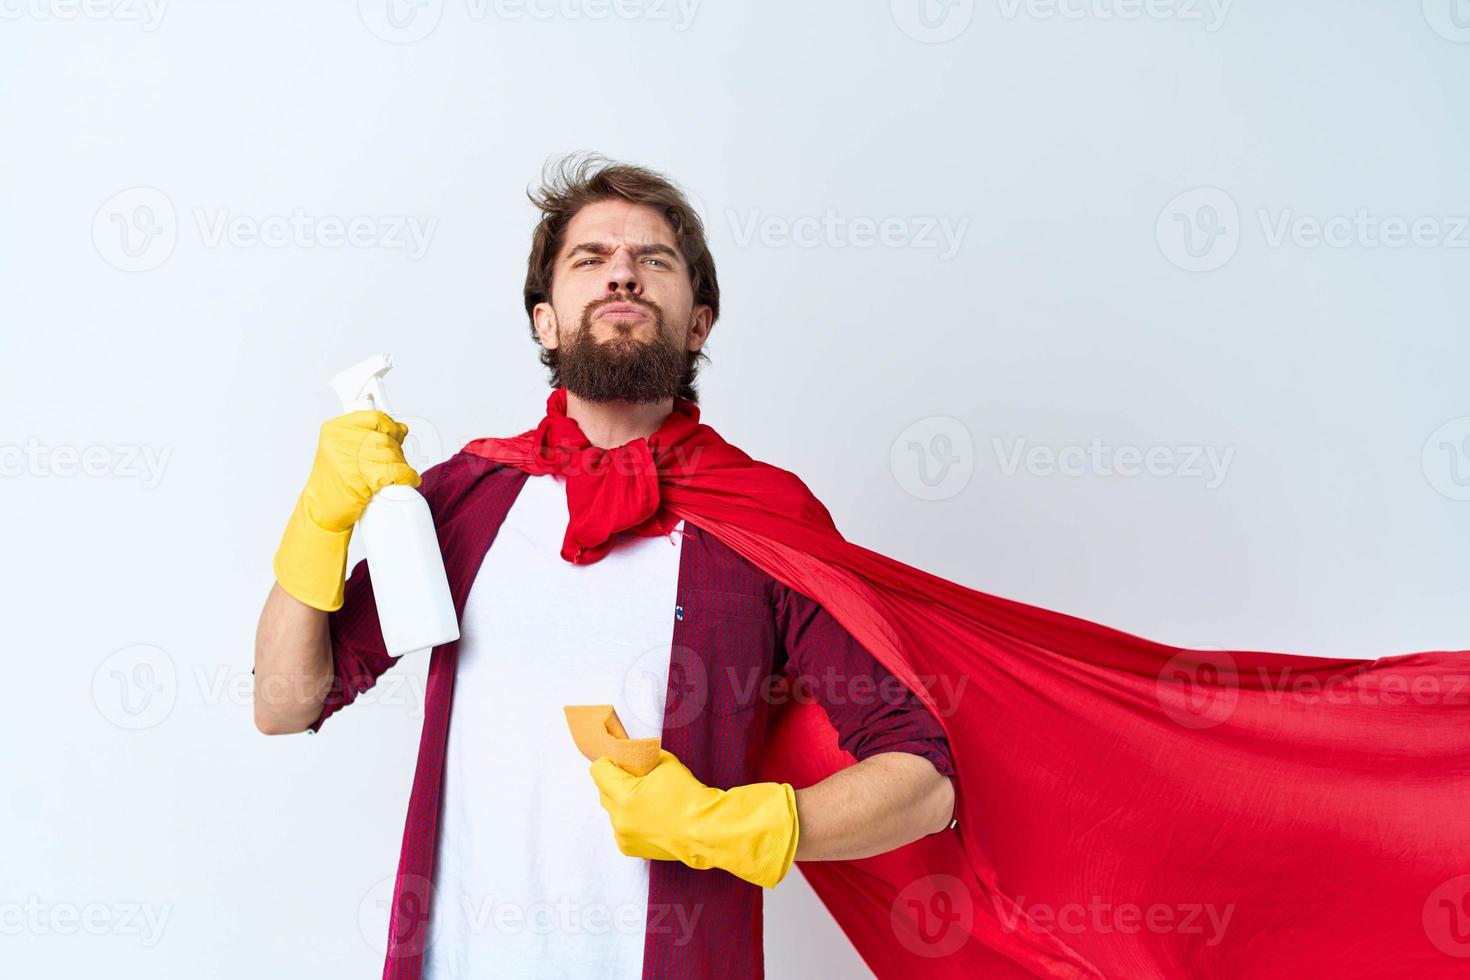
(590, 748), (800, 889)
(272, 410), (421, 611)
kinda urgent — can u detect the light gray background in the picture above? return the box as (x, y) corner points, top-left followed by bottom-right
(3, 1), (1468, 976)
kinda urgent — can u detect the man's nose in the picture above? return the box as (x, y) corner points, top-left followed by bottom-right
(605, 249), (642, 296)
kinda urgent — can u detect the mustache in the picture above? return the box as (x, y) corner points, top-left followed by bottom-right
(589, 295), (660, 316)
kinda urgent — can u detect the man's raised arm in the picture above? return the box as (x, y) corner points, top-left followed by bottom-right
(252, 410), (421, 735)
(253, 583), (334, 735)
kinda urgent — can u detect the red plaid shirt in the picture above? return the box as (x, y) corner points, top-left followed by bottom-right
(299, 451), (954, 978)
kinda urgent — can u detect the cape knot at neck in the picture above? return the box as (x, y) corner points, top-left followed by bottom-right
(506, 386), (709, 564)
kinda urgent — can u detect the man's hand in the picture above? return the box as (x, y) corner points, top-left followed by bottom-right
(273, 410), (420, 611)
(589, 749), (800, 889)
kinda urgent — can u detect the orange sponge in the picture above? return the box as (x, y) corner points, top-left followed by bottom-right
(563, 704), (662, 776)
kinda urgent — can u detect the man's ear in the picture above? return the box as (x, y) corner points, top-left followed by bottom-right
(532, 302), (559, 350)
(686, 304), (714, 352)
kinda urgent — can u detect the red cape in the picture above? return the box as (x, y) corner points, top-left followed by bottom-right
(465, 395), (1470, 978)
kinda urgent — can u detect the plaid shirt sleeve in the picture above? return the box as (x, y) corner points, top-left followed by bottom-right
(303, 458), (456, 735)
(771, 579), (955, 778)
(303, 557), (392, 734)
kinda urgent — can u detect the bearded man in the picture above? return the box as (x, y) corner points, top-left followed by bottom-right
(255, 155), (955, 979)
(255, 154), (1470, 980)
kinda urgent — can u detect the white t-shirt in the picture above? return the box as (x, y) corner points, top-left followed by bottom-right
(422, 471), (686, 979)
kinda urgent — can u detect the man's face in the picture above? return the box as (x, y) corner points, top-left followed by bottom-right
(533, 198), (713, 403)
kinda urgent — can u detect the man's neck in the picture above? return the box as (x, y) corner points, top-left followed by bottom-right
(564, 390), (675, 449)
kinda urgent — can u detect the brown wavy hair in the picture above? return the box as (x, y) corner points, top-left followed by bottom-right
(523, 152), (719, 402)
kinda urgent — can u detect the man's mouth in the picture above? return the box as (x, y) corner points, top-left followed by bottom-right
(598, 302), (650, 321)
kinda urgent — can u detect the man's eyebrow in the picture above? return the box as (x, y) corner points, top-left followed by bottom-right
(564, 241), (683, 263)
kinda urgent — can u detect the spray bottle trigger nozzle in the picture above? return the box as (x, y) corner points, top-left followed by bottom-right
(330, 353), (397, 416)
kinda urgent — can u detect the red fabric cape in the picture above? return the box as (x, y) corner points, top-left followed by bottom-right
(464, 390), (1470, 978)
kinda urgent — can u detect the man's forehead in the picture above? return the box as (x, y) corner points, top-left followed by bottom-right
(562, 201), (677, 250)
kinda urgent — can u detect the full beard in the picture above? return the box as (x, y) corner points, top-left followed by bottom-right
(555, 300), (690, 404)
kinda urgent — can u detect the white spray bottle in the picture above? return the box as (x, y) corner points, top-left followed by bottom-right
(330, 353), (460, 657)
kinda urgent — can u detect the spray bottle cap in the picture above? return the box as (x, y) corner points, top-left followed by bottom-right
(330, 353), (396, 415)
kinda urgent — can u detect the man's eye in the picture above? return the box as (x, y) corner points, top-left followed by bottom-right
(575, 258), (599, 267)
(644, 258), (668, 268)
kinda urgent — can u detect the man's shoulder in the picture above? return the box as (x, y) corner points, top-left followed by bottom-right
(681, 517), (802, 620)
(418, 450), (527, 520)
